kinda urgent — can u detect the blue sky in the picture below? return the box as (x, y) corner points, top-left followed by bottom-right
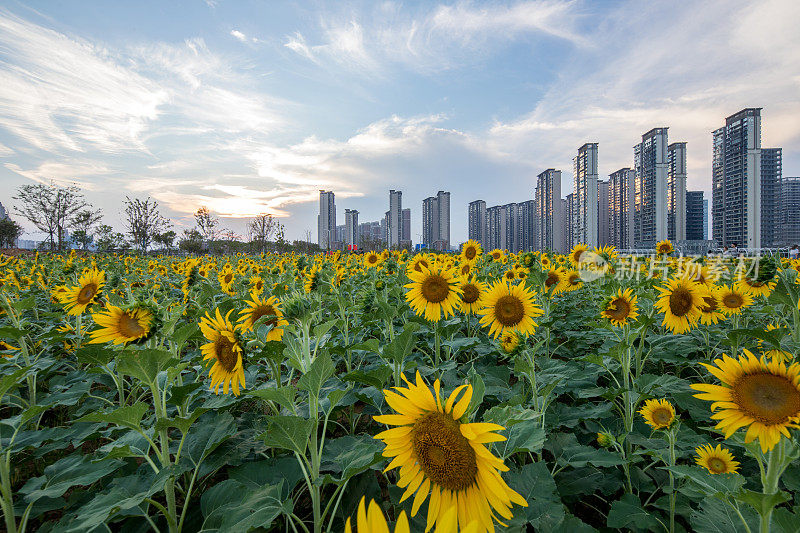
(1, 0), (798, 244)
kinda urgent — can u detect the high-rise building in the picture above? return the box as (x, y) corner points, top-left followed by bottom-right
(559, 198), (569, 252)
(534, 169), (564, 252)
(761, 148), (782, 248)
(634, 128), (669, 247)
(518, 200), (536, 252)
(502, 203), (519, 252)
(667, 142), (687, 241)
(609, 168), (635, 249)
(573, 143), (599, 246)
(564, 193), (575, 251)
(686, 191), (705, 241)
(598, 179), (610, 247)
(401, 208), (411, 243)
(358, 221), (383, 247)
(344, 209), (359, 247)
(712, 108), (762, 248)
(781, 177), (800, 247)
(468, 200), (487, 247)
(317, 190), (336, 249)
(422, 191), (451, 250)
(389, 190), (402, 248)
(0, 202), (7, 220)
(703, 199), (709, 240)
(486, 205), (502, 251)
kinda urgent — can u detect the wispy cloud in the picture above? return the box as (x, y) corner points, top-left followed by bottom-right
(230, 29), (247, 42)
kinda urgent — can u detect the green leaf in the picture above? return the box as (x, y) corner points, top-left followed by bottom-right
(320, 435), (383, 483)
(248, 387), (296, 410)
(154, 408), (209, 435)
(665, 465), (745, 496)
(296, 352), (335, 394)
(342, 366), (393, 390)
(201, 480), (287, 532)
(735, 488), (791, 516)
(0, 325), (27, 340)
(607, 493), (660, 531)
(382, 322), (419, 364)
(503, 418), (546, 456)
(229, 456), (304, 496)
(0, 367), (27, 400)
(20, 454), (123, 501)
(76, 344), (116, 367)
(466, 368), (485, 419)
(259, 340), (286, 365)
(506, 462), (566, 530)
(116, 349), (176, 385)
(261, 416), (313, 455)
(184, 412), (236, 465)
(350, 338), (380, 354)
(171, 322), (199, 346)
(77, 403), (149, 431)
(691, 496), (757, 533)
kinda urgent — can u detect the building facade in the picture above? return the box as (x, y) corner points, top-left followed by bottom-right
(573, 143), (599, 246)
(388, 190), (402, 248)
(667, 142), (687, 241)
(712, 108), (762, 248)
(609, 168), (635, 249)
(781, 177), (800, 247)
(564, 193), (575, 251)
(317, 190), (336, 249)
(486, 205), (502, 251)
(686, 191), (705, 241)
(761, 148), (782, 248)
(401, 208), (411, 243)
(534, 169), (564, 252)
(598, 179), (610, 247)
(422, 191), (451, 250)
(518, 200), (536, 252)
(468, 200), (487, 247)
(634, 128), (668, 247)
(344, 209), (359, 247)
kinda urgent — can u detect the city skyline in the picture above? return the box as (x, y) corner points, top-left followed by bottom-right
(0, 1), (799, 245)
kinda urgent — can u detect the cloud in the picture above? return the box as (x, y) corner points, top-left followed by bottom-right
(230, 29), (247, 41)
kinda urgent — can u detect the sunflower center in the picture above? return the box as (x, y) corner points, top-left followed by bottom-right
(545, 272), (560, 287)
(494, 295), (524, 327)
(651, 407), (673, 426)
(224, 273), (233, 284)
(607, 298), (630, 321)
(420, 275), (450, 303)
(668, 287), (694, 316)
(723, 293), (743, 309)
(700, 296), (718, 313)
(464, 247), (476, 260)
(251, 304), (278, 327)
(732, 372), (800, 424)
(368, 255), (378, 264)
(118, 312), (145, 338)
(461, 284), (480, 304)
(214, 335), (239, 372)
(411, 411), (477, 491)
(77, 283), (98, 304)
(708, 457), (727, 474)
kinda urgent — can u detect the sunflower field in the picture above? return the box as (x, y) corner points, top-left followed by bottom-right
(1, 241), (800, 533)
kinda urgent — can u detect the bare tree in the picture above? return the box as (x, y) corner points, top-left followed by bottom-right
(124, 197), (169, 253)
(248, 213), (277, 252)
(13, 181), (90, 250)
(195, 206), (219, 244)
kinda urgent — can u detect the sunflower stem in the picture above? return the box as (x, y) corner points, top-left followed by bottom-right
(434, 323), (441, 372)
(667, 426), (677, 533)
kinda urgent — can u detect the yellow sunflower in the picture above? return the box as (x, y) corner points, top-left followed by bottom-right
(735, 273), (777, 298)
(698, 291), (726, 325)
(238, 294), (287, 341)
(88, 305), (153, 345)
(760, 324), (792, 364)
(691, 350), (800, 452)
(459, 278), (487, 315)
(498, 330), (521, 355)
(569, 244), (589, 267)
(404, 264), (462, 322)
(0, 341), (19, 358)
(477, 281), (543, 339)
(639, 398), (676, 430)
(694, 444), (740, 475)
(655, 239), (674, 255)
(364, 252), (382, 269)
(543, 268), (568, 295)
(199, 309), (246, 396)
(218, 269), (235, 295)
(374, 372), (527, 532)
(715, 284), (753, 316)
(488, 249), (504, 262)
(58, 268), (105, 315)
(345, 498), (409, 533)
(655, 277), (706, 334)
(563, 270), (583, 292)
(602, 288), (638, 327)
(460, 239), (483, 264)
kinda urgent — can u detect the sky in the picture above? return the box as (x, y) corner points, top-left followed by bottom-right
(0, 0), (799, 245)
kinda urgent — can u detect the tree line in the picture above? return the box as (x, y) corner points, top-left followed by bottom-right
(1, 181), (321, 255)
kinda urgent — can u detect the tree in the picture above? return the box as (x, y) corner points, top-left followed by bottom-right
(178, 229), (204, 254)
(274, 221), (288, 253)
(12, 181), (91, 250)
(95, 224), (127, 253)
(195, 206), (219, 244)
(248, 213), (277, 253)
(71, 209), (103, 250)
(154, 230), (176, 252)
(123, 197), (169, 254)
(0, 217), (23, 248)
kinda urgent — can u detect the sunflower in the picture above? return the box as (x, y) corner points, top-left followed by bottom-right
(735, 276), (776, 298)
(58, 268), (105, 315)
(88, 305), (154, 345)
(698, 291), (726, 325)
(238, 294), (287, 341)
(249, 275), (265, 295)
(694, 444), (740, 475)
(459, 278), (487, 315)
(655, 239), (674, 255)
(374, 372), (527, 532)
(569, 244), (589, 267)
(715, 284), (753, 316)
(760, 324), (792, 364)
(563, 270), (583, 292)
(345, 498), (409, 533)
(0, 341), (19, 358)
(218, 269), (235, 295)
(602, 288), (638, 327)
(498, 330), (521, 355)
(478, 281), (543, 339)
(460, 239), (482, 264)
(404, 264), (462, 322)
(691, 350), (800, 452)
(199, 309), (246, 396)
(655, 277), (706, 334)
(639, 398), (676, 430)
(488, 249), (504, 262)
(543, 268), (568, 295)
(304, 266), (323, 293)
(364, 252), (382, 269)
